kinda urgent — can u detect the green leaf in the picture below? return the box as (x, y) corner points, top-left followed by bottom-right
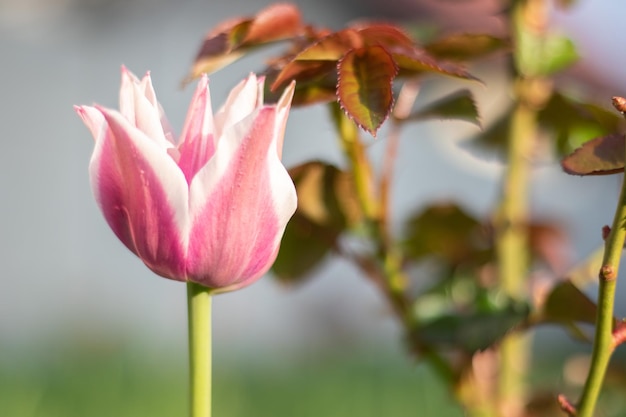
(561, 133), (625, 176)
(425, 34), (509, 62)
(401, 89), (481, 128)
(413, 305), (530, 353)
(272, 162), (361, 283)
(541, 281), (599, 325)
(470, 92), (623, 156)
(469, 108), (513, 152)
(337, 46), (398, 135)
(402, 203), (491, 265)
(539, 92), (624, 156)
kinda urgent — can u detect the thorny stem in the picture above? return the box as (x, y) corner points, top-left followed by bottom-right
(576, 145), (626, 417)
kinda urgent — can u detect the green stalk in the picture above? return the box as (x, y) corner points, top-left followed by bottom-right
(329, 103), (379, 220)
(187, 282), (213, 417)
(495, 93), (536, 417)
(576, 178), (626, 416)
(329, 102), (455, 382)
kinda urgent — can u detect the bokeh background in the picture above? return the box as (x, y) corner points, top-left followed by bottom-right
(1, 0), (626, 415)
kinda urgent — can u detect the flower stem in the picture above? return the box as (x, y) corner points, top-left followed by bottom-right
(187, 282), (212, 417)
(576, 178), (626, 416)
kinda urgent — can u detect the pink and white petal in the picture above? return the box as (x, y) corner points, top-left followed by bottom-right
(129, 83), (172, 149)
(75, 105), (106, 140)
(119, 66), (142, 123)
(91, 106), (190, 281)
(139, 71), (158, 107)
(177, 74), (216, 183)
(213, 74), (260, 139)
(271, 81), (295, 159)
(118, 67), (172, 149)
(255, 75), (265, 107)
(138, 71), (176, 144)
(186, 107), (297, 289)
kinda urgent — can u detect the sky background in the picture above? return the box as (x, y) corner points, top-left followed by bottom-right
(1, 0), (626, 362)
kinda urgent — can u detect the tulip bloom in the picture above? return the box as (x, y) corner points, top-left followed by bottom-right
(76, 68), (297, 292)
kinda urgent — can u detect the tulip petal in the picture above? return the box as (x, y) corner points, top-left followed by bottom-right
(186, 106), (297, 289)
(75, 105), (105, 140)
(90, 106), (190, 280)
(119, 67), (173, 148)
(213, 74), (261, 139)
(178, 75), (216, 183)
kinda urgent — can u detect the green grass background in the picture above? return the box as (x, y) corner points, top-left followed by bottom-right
(0, 342), (464, 417)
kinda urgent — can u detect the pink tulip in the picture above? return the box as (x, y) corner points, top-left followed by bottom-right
(76, 68), (297, 292)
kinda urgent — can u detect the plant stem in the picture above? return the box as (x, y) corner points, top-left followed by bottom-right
(576, 178), (626, 416)
(494, 88), (535, 417)
(329, 103), (379, 221)
(187, 282), (212, 417)
(329, 102), (455, 383)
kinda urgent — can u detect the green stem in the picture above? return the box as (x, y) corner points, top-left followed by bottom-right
(329, 102), (455, 382)
(329, 103), (379, 220)
(187, 282), (213, 417)
(493, 89), (536, 417)
(576, 179), (626, 416)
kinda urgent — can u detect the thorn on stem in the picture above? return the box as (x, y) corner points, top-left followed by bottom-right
(612, 320), (626, 349)
(612, 96), (626, 114)
(602, 225), (611, 241)
(557, 394), (577, 416)
(600, 265), (617, 281)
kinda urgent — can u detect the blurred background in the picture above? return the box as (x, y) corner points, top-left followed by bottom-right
(1, 0), (626, 416)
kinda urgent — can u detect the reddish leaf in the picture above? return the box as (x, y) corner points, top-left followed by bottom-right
(270, 60), (337, 93)
(265, 65), (337, 106)
(337, 46), (398, 135)
(561, 133), (625, 176)
(392, 48), (478, 81)
(186, 4), (303, 79)
(293, 29), (362, 61)
(425, 33), (510, 61)
(269, 30), (361, 92)
(240, 3), (302, 44)
(356, 24), (417, 51)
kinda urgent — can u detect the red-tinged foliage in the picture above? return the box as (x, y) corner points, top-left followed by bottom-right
(186, 3), (303, 80)
(290, 30), (363, 61)
(356, 24), (417, 50)
(561, 133), (625, 176)
(187, 4), (485, 135)
(424, 33), (510, 62)
(337, 46), (398, 135)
